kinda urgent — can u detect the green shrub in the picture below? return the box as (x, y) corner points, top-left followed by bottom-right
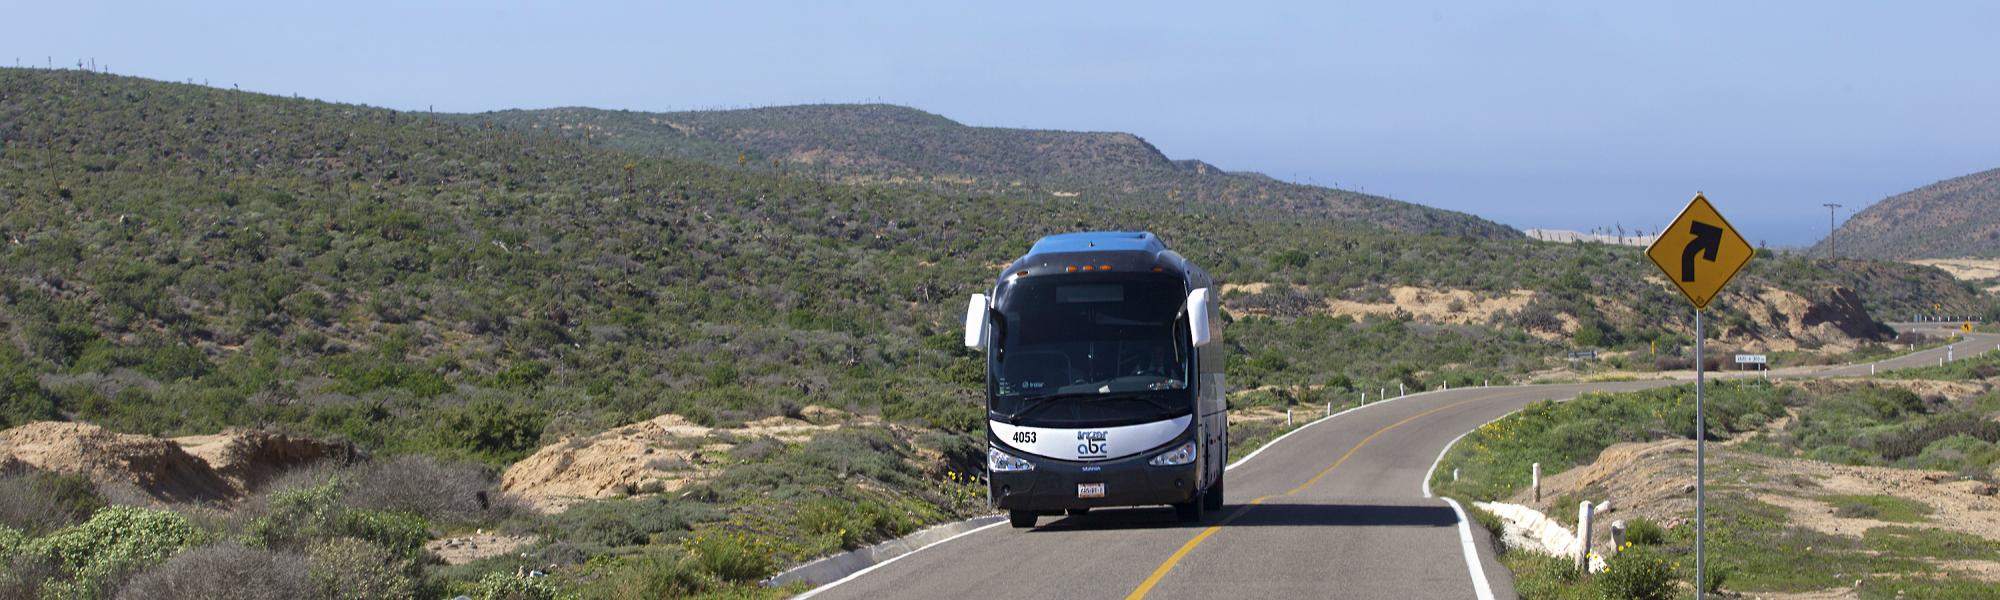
(546, 496), (722, 548)
(430, 398), (548, 465)
(465, 571), (574, 600)
(17, 505), (205, 599)
(581, 550), (716, 599)
(687, 532), (776, 582)
(1624, 517), (1667, 546)
(1501, 551), (1588, 600)
(1595, 546), (1676, 600)
(332, 509), (430, 560)
(246, 477), (432, 562)
(306, 537), (417, 600)
(1913, 434), (2000, 474)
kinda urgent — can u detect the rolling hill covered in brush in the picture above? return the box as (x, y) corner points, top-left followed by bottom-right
(455, 104), (1520, 238)
(1818, 167), (2000, 259)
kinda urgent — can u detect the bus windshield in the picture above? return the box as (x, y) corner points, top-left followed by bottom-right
(989, 273), (1190, 423)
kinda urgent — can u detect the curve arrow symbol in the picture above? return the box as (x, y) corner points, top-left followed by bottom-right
(1681, 221), (1723, 282)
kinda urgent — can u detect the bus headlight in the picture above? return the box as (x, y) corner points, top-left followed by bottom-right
(988, 446), (1035, 472)
(1149, 440), (1198, 466)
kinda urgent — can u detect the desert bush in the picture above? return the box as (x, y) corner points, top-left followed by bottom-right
(686, 532), (775, 583)
(245, 478), (431, 562)
(545, 496), (722, 548)
(115, 543), (314, 600)
(429, 398), (548, 466)
(1595, 545), (1676, 600)
(0, 551), (62, 600)
(1624, 517), (1667, 546)
(463, 571), (574, 600)
(726, 436), (785, 462)
(346, 454), (509, 524)
(0, 470), (106, 534)
(307, 536), (418, 600)
(580, 550), (715, 599)
(1913, 434), (2000, 474)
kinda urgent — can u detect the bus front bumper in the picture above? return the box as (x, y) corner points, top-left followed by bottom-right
(990, 453), (1198, 512)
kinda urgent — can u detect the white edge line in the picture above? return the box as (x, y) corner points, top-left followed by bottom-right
(791, 519), (1008, 600)
(796, 385), (1472, 598)
(1422, 405), (1538, 600)
(1442, 498), (1497, 600)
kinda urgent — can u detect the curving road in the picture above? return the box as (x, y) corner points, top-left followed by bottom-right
(798, 326), (1997, 600)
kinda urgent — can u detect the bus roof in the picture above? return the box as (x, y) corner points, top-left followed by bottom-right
(1025, 231), (1166, 256)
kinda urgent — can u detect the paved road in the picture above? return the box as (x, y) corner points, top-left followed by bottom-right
(800, 325), (1997, 600)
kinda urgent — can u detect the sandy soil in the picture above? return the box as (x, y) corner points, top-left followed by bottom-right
(1321, 286), (1541, 327)
(500, 407), (872, 513)
(1908, 258), (2000, 282)
(0, 422), (351, 503)
(426, 533), (536, 566)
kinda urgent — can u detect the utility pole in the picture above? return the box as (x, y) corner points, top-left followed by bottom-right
(1822, 203), (1842, 259)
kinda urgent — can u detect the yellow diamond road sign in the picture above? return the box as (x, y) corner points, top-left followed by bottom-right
(1646, 193), (1754, 311)
(1966, 322), (1977, 334)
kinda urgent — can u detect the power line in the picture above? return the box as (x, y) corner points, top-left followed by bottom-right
(1822, 203), (1842, 259)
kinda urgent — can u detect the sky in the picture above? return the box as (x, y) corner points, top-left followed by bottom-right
(10, 1), (2000, 246)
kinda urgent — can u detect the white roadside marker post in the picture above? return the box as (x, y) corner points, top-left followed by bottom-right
(1576, 500), (1594, 572)
(1286, 409), (1293, 427)
(1399, 383), (1405, 397)
(1533, 462), (1542, 503)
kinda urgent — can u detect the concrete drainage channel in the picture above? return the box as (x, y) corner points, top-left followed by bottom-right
(769, 514), (1007, 594)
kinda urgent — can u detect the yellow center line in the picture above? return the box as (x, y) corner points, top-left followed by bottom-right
(1123, 398), (1481, 600)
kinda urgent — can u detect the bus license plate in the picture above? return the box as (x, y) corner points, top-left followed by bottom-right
(1077, 483), (1105, 498)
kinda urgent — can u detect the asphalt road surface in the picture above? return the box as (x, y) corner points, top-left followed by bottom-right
(800, 325), (1997, 600)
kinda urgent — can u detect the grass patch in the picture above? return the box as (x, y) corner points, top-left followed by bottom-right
(1820, 494), (1933, 523)
(1863, 526), (2000, 561)
(1691, 494), (1926, 593)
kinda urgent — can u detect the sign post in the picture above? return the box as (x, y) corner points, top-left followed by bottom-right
(1645, 193), (1753, 599)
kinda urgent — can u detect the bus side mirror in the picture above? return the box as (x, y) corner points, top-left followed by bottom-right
(964, 294), (989, 350)
(1187, 288), (1215, 348)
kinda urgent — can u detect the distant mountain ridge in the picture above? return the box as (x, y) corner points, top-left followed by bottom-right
(1818, 167), (2000, 259)
(455, 104), (1521, 239)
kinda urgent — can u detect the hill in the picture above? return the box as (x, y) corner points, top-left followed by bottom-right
(454, 104), (1521, 238)
(0, 67), (1984, 596)
(1816, 166), (2000, 259)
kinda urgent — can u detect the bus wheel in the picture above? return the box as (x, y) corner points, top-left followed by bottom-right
(1009, 510), (1039, 529)
(1174, 494), (1203, 523)
(1203, 472), (1225, 511)
(1065, 508), (1091, 516)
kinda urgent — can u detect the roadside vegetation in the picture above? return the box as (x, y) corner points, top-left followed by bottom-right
(1433, 379), (2000, 599)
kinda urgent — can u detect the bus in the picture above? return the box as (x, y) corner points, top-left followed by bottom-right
(962, 231), (1226, 528)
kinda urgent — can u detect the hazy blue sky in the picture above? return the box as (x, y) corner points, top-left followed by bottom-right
(12, 1), (2000, 245)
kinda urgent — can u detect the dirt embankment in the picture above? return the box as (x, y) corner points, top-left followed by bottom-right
(1224, 279), (1887, 352)
(0, 421), (355, 503)
(1722, 284), (1886, 353)
(1521, 439), (2000, 583)
(501, 406), (865, 513)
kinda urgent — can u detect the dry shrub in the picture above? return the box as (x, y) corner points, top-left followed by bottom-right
(115, 543), (313, 600)
(345, 455), (515, 524)
(0, 469), (105, 534)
